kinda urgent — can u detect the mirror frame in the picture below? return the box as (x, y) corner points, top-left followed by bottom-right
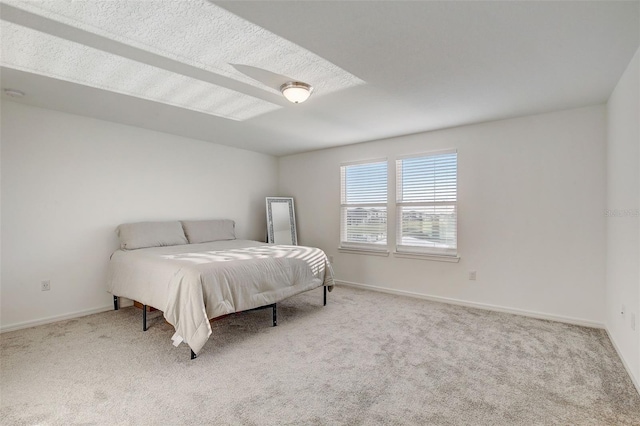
(266, 197), (297, 245)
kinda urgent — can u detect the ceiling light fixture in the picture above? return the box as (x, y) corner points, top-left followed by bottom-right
(3, 88), (25, 98)
(280, 81), (313, 104)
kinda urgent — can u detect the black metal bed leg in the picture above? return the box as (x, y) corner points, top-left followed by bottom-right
(143, 305), (147, 331)
(272, 303), (277, 327)
(113, 295), (119, 311)
(191, 350), (197, 360)
(323, 286), (327, 306)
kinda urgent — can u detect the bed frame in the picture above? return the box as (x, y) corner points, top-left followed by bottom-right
(113, 285), (328, 360)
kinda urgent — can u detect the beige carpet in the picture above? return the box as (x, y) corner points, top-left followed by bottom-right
(1, 285), (639, 425)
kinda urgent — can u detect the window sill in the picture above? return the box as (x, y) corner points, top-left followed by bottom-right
(393, 251), (460, 263)
(338, 247), (390, 257)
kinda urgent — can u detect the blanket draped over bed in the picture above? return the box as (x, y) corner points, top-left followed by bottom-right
(106, 240), (334, 354)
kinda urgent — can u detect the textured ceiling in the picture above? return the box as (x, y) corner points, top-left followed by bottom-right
(0, 0), (363, 121)
(1, 20), (279, 120)
(1, 1), (638, 156)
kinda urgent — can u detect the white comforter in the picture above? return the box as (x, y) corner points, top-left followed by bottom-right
(106, 240), (334, 354)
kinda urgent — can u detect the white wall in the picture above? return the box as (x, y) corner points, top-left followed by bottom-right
(0, 101), (278, 330)
(280, 106), (606, 325)
(606, 48), (640, 387)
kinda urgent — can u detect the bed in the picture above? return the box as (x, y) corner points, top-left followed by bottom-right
(106, 220), (334, 358)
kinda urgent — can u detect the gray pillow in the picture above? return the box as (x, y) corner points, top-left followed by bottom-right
(181, 219), (236, 244)
(116, 221), (188, 250)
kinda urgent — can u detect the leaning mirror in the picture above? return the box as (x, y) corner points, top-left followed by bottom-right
(266, 197), (297, 245)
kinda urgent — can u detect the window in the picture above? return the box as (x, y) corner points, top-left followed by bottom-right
(396, 151), (457, 256)
(340, 160), (388, 250)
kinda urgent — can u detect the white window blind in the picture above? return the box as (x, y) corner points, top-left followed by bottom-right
(396, 151), (457, 256)
(340, 160), (388, 249)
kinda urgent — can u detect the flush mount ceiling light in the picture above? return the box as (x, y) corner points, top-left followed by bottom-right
(280, 82), (314, 104)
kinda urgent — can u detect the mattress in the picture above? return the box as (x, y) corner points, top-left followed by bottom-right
(106, 239), (334, 354)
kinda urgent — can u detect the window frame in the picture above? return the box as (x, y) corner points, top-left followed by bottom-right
(339, 159), (389, 252)
(395, 149), (458, 258)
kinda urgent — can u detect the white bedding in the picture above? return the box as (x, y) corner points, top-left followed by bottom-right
(106, 240), (334, 354)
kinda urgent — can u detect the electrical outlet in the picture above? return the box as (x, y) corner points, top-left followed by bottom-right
(41, 280), (51, 291)
(469, 271), (476, 281)
(631, 313), (636, 331)
(621, 304), (626, 316)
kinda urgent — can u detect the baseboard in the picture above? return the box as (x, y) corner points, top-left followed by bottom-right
(335, 280), (605, 329)
(0, 305), (114, 333)
(605, 328), (640, 396)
